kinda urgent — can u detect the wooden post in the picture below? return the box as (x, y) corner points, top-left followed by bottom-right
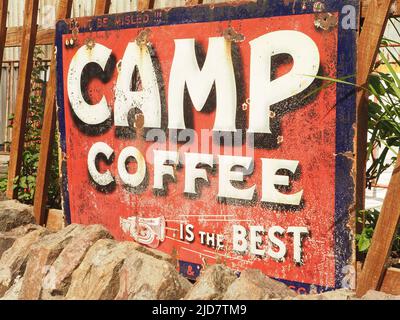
(6, 0), (39, 199)
(6, 63), (15, 152)
(380, 268), (400, 295)
(0, 0), (9, 152)
(94, 0), (112, 15)
(0, 0), (8, 83)
(355, 0), (392, 214)
(354, 0), (395, 297)
(33, 0), (74, 225)
(356, 154), (400, 296)
(138, 0), (155, 10)
(362, 0), (400, 17)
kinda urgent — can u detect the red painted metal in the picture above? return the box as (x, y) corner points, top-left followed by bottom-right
(57, 5), (355, 292)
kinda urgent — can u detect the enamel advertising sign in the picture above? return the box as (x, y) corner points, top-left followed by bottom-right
(56, 1), (358, 293)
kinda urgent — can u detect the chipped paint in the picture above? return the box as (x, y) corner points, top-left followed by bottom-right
(85, 38), (96, 50)
(223, 26), (245, 43)
(136, 28), (152, 47)
(314, 13), (338, 31)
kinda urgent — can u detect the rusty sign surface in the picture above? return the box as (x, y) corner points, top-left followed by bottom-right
(56, 1), (358, 293)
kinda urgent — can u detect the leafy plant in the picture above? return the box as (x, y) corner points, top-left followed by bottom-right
(366, 55), (400, 185)
(0, 47), (61, 208)
(356, 209), (379, 253)
(356, 209), (400, 257)
(357, 18), (400, 258)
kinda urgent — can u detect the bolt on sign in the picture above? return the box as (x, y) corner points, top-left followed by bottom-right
(56, 1), (358, 293)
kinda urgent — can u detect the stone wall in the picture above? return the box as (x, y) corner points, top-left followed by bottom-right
(0, 200), (398, 300)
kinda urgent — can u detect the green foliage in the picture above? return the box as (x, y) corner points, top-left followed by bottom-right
(366, 60), (400, 185)
(0, 178), (7, 191)
(0, 47), (61, 208)
(356, 209), (379, 253)
(356, 209), (400, 255)
(357, 18), (400, 257)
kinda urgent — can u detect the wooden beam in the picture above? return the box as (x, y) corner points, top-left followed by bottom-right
(5, 27), (54, 48)
(380, 267), (400, 295)
(6, 0), (39, 199)
(33, 0), (74, 225)
(0, 0), (8, 80)
(362, 0), (400, 18)
(0, 0), (9, 153)
(138, 0), (155, 10)
(355, 0), (392, 227)
(94, 0), (112, 15)
(356, 154), (400, 297)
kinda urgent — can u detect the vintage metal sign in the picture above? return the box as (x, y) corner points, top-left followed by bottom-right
(56, 1), (358, 293)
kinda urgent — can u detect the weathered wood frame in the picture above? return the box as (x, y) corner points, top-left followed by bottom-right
(354, 0), (400, 297)
(0, 0), (398, 296)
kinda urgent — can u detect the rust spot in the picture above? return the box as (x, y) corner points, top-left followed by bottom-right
(85, 38), (96, 50)
(284, 0), (324, 13)
(136, 28), (151, 47)
(313, 1), (325, 12)
(314, 13), (338, 31)
(223, 27), (245, 43)
(134, 113), (145, 130)
(337, 151), (355, 161)
(69, 18), (79, 31)
(215, 255), (223, 264)
(72, 27), (79, 41)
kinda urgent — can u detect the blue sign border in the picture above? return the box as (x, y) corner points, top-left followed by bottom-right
(55, 0), (359, 293)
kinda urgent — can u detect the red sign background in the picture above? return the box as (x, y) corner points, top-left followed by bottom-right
(61, 14), (339, 288)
